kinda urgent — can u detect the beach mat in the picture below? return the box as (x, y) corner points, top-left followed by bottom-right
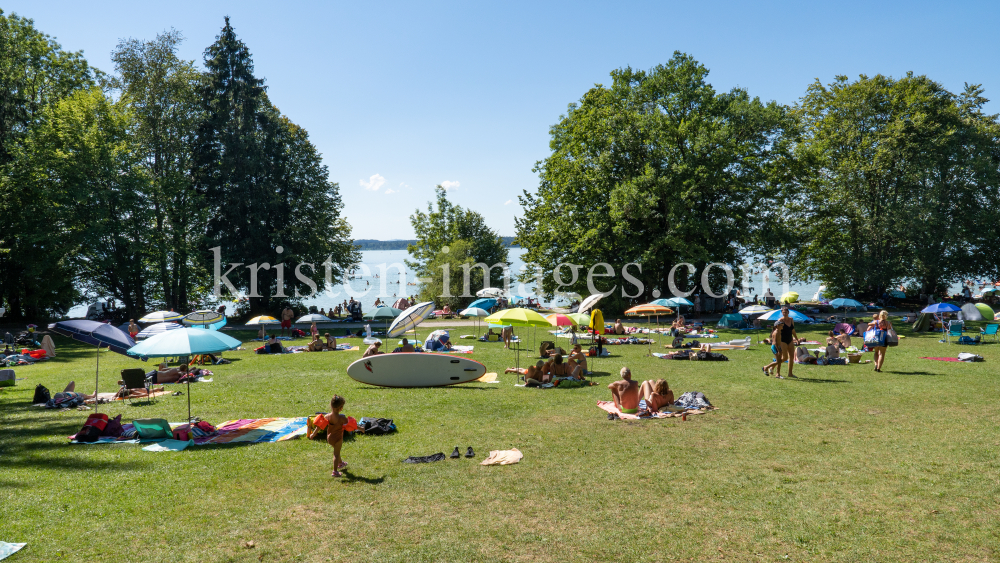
(597, 400), (709, 420)
(474, 372), (498, 383)
(85, 389), (172, 404)
(193, 417), (307, 445)
(920, 357), (963, 362)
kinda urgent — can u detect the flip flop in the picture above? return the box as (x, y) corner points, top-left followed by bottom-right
(337, 461), (348, 469)
(331, 470), (342, 477)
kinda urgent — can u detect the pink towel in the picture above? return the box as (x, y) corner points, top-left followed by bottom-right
(596, 400), (641, 419)
(920, 357), (962, 362)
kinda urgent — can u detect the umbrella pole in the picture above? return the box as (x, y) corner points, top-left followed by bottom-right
(187, 380), (192, 423)
(94, 344), (100, 413)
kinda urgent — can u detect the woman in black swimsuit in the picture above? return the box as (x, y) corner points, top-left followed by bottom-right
(776, 307), (799, 379)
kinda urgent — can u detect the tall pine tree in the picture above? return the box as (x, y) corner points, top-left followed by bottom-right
(193, 17), (357, 314)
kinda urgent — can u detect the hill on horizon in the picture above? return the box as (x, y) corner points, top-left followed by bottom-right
(355, 237), (518, 251)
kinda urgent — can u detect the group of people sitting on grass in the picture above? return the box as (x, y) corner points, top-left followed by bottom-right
(607, 367), (674, 415)
(362, 338), (419, 357)
(504, 343), (590, 386)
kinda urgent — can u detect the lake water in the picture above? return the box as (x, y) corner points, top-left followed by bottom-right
(69, 248), (946, 318)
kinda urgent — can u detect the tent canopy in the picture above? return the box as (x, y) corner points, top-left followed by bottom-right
(960, 302), (985, 321)
(716, 313), (746, 328)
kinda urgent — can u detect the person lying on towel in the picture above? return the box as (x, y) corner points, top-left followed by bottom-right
(154, 363), (189, 384)
(391, 338), (415, 353)
(608, 367), (640, 414)
(506, 360), (547, 386)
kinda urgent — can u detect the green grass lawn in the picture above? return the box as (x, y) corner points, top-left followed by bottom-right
(2, 321), (1000, 562)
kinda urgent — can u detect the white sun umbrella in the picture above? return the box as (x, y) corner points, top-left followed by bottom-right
(738, 305), (774, 342)
(136, 321), (183, 340)
(578, 294), (604, 313)
(386, 301), (435, 344)
(460, 307), (491, 337)
(139, 310), (184, 323)
(296, 314), (333, 323)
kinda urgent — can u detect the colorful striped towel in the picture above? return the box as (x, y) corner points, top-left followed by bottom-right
(193, 417), (308, 445)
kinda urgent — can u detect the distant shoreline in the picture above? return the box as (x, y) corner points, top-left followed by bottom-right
(355, 237), (519, 251)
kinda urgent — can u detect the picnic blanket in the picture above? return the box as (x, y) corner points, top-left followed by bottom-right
(85, 389), (173, 404)
(442, 345), (474, 354)
(193, 417), (307, 445)
(0, 541), (26, 561)
(921, 357), (962, 362)
(597, 400), (709, 419)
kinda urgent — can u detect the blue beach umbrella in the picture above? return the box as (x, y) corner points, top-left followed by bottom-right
(468, 297), (497, 311)
(830, 298), (864, 310)
(127, 327), (241, 358)
(48, 320), (137, 409)
(127, 327), (241, 422)
(921, 303), (961, 314)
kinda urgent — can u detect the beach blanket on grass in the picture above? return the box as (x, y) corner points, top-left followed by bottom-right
(597, 400), (713, 420)
(443, 345), (474, 354)
(193, 417), (307, 445)
(85, 389), (173, 404)
(920, 356), (982, 363)
(142, 439), (193, 452)
(0, 541), (26, 560)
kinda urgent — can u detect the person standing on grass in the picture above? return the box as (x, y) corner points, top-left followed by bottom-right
(128, 319), (139, 339)
(775, 307), (799, 379)
(281, 305), (294, 336)
(761, 325), (781, 376)
(868, 310), (892, 372)
(311, 395), (348, 477)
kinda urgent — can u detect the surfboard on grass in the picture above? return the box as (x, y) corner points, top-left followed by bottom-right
(346, 353), (487, 388)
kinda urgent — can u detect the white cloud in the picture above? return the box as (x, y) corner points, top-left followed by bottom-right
(399, 182), (410, 189)
(504, 199), (513, 205)
(360, 173), (386, 191)
(440, 180), (460, 190)
(385, 188), (396, 195)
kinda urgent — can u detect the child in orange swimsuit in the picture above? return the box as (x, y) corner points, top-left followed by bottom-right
(310, 395), (349, 477)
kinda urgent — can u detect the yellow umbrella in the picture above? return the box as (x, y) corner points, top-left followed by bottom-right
(484, 308), (551, 372)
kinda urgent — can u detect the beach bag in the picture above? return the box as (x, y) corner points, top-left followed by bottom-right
(957, 336), (976, 345)
(132, 418), (172, 440)
(885, 329), (899, 347)
(864, 328), (885, 347)
(957, 352), (984, 362)
(103, 414), (124, 437)
(83, 413), (109, 432)
(358, 417), (397, 435)
(33, 384), (51, 404)
(588, 346), (597, 357)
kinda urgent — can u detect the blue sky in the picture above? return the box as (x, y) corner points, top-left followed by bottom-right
(7, 0), (999, 239)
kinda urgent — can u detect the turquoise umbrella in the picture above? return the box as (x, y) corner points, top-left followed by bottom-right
(127, 328), (242, 422)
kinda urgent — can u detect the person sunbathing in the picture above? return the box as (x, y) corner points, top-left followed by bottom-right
(613, 319), (626, 335)
(324, 333), (337, 350)
(506, 360), (547, 386)
(266, 335), (286, 354)
(569, 344), (589, 374)
(392, 338), (416, 353)
(308, 335), (325, 352)
(608, 367), (640, 413)
(154, 363), (189, 384)
(794, 345), (817, 364)
(638, 379), (674, 412)
(543, 353), (582, 380)
(363, 341), (383, 357)
(825, 337), (840, 359)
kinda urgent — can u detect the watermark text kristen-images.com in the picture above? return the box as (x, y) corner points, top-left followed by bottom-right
(211, 246), (791, 301)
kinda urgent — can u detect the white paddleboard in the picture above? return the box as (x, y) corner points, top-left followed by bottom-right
(346, 353), (487, 388)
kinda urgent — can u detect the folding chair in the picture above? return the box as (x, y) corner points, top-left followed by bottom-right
(120, 368), (154, 404)
(980, 324), (999, 343)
